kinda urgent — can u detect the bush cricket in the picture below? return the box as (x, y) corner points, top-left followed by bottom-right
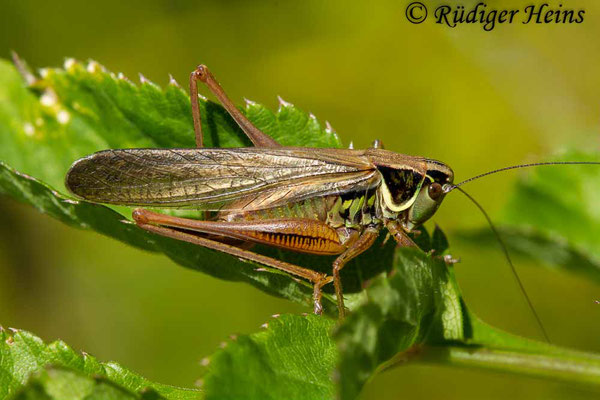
(65, 65), (600, 324)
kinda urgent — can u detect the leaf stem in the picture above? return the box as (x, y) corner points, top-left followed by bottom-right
(421, 344), (600, 386)
(383, 314), (600, 387)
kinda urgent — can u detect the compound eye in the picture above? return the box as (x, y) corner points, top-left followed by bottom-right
(428, 182), (443, 200)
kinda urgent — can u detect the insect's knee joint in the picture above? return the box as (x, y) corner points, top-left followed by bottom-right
(193, 65), (210, 82)
(132, 209), (149, 224)
(317, 274), (332, 286)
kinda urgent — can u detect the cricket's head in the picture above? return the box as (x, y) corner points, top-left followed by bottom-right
(366, 149), (453, 230)
(402, 159), (453, 230)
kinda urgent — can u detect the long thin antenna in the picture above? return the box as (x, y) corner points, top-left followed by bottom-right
(454, 186), (551, 343)
(445, 161), (600, 192)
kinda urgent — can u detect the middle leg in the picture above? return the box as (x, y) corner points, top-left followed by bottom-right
(332, 228), (380, 318)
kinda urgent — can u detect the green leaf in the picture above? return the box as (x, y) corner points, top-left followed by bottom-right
(198, 231), (463, 400)
(0, 58), (341, 193)
(3, 57), (600, 400)
(12, 367), (166, 400)
(503, 151), (600, 257)
(335, 245), (600, 399)
(458, 150), (600, 282)
(501, 150), (600, 270)
(0, 57), (394, 315)
(200, 314), (337, 400)
(0, 326), (200, 400)
(335, 247), (464, 400)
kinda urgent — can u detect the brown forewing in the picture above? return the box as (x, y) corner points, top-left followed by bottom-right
(65, 147), (381, 211)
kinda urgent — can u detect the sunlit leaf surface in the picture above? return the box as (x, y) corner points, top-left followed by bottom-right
(0, 327), (199, 400)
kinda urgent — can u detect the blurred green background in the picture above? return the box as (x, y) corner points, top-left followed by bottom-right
(1, 0), (600, 398)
